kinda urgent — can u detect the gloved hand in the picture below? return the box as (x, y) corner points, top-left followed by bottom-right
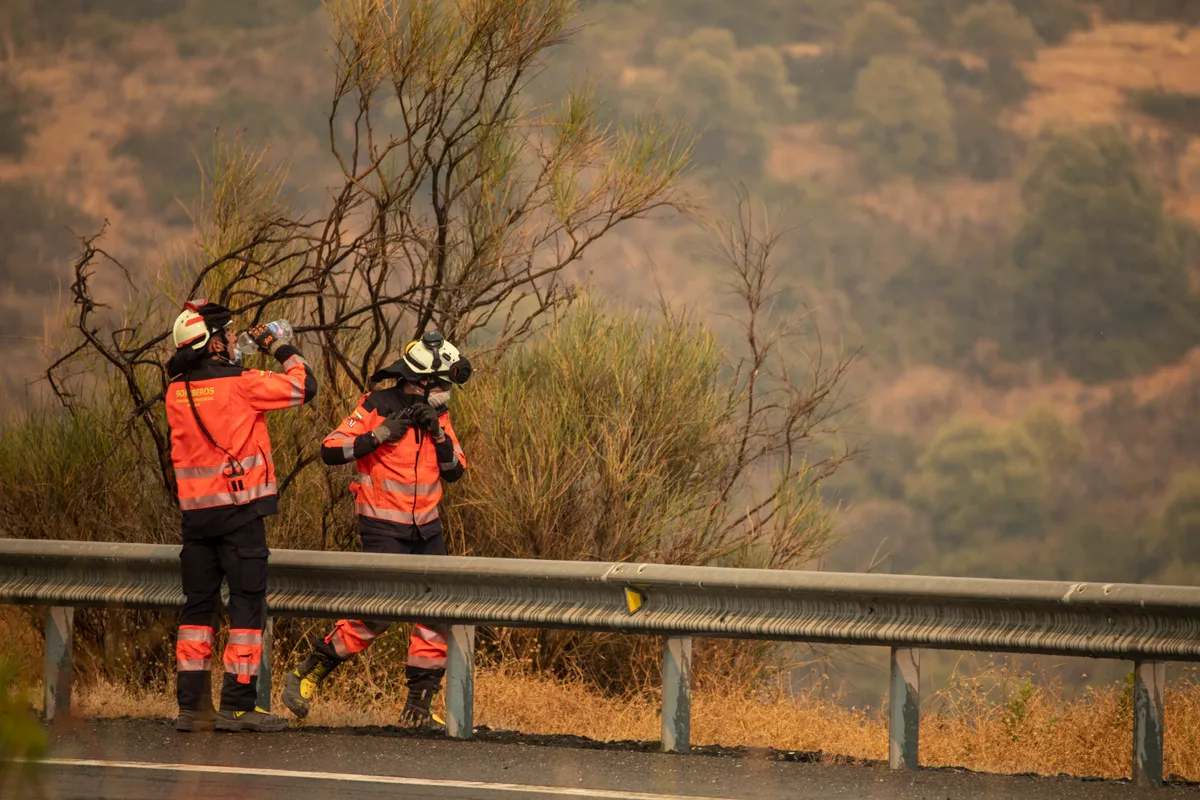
(408, 402), (442, 438)
(247, 323), (282, 357)
(372, 411), (412, 444)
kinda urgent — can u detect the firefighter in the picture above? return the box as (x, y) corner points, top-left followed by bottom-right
(166, 300), (317, 733)
(281, 331), (471, 728)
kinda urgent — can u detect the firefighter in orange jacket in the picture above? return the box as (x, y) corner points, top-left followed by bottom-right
(282, 331), (470, 728)
(166, 300), (317, 733)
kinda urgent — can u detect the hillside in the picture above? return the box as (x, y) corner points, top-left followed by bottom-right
(0, 0), (1199, 588)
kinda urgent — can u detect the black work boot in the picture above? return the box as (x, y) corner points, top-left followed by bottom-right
(215, 707), (288, 732)
(282, 652), (339, 719)
(398, 684), (445, 730)
(175, 707), (216, 732)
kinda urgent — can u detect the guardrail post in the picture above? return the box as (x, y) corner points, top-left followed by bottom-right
(889, 646), (920, 770)
(662, 635), (692, 754)
(256, 616), (274, 712)
(1133, 660), (1165, 788)
(44, 606), (74, 723)
(446, 625), (475, 739)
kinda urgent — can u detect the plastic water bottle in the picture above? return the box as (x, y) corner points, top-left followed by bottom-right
(237, 320), (293, 355)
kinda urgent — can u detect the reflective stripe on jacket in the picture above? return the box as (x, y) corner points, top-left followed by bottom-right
(321, 391), (465, 532)
(166, 345), (316, 536)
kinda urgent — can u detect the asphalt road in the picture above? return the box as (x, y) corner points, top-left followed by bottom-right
(12, 719), (1200, 800)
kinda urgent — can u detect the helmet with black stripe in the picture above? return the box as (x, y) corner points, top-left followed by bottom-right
(371, 331), (472, 386)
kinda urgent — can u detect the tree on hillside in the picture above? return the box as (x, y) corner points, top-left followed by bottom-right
(1012, 126), (1200, 382)
(622, 27), (798, 180)
(1008, 0), (1090, 46)
(908, 416), (1049, 556)
(1018, 405), (1084, 470)
(842, 53), (957, 181)
(651, 0), (863, 45)
(841, 2), (924, 65)
(1159, 472), (1200, 560)
(952, 1), (1041, 108)
(1142, 471), (1200, 585)
(952, 1), (1042, 65)
(890, 0), (979, 41)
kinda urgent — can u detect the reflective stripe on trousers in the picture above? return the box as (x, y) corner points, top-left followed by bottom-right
(177, 625), (214, 672)
(222, 628), (263, 684)
(327, 619), (380, 659)
(407, 624), (447, 670)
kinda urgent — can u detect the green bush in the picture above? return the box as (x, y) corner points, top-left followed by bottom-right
(1152, 471), (1200, 571)
(841, 2), (924, 65)
(1012, 125), (1200, 381)
(451, 299), (734, 566)
(876, 219), (1020, 365)
(952, 1), (1043, 65)
(843, 53), (957, 181)
(1010, 0), (1091, 45)
(1018, 406), (1084, 469)
(908, 417), (1049, 554)
(890, 0), (978, 41)
(893, 0), (1089, 44)
(785, 51), (858, 121)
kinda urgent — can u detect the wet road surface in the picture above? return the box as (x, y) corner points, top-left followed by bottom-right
(13, 718), (1200, 799)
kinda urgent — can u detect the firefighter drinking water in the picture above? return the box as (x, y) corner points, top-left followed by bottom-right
(166, 300), (317, 732)
(282, 331), (471, 728)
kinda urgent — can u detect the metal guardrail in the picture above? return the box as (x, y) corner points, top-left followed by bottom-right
(3, 539), (1199, 787)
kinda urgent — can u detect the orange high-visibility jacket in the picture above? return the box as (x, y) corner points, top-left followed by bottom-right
(321, 390), (465, 536)
(166, 345), (316, 537)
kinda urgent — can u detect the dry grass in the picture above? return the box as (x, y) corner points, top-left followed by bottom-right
(32, 663), (1200, 781)
(1015, 22), (1200, 138)
(864, 343), (1200, 438)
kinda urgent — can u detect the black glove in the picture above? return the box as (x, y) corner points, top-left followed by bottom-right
(408, 402), (442, 437)
(372, 411), (412, 444)
(247, 323), (281, 356)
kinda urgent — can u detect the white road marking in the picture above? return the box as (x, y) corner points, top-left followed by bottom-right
(39, 758), (739, 800)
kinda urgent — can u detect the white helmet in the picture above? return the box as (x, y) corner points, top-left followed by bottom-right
(371, 331), (472, 385)
(171, 300), (232, 351)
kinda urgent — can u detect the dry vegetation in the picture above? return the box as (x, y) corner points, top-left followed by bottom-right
(10, 604), (1200, 781)
(34, 659), (1200, 781)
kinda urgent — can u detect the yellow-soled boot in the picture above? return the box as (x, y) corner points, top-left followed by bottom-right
(282, 653), (336, 719)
